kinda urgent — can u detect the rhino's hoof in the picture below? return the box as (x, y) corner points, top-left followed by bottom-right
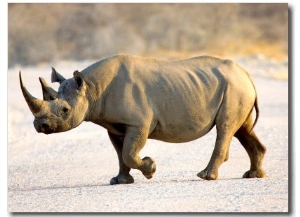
(142, 170), (155, 179)
(197, 169), (218, 180)
(110, 174), (134, 185)
(243, 169), (266, 178)
(141, 157), (156, 179)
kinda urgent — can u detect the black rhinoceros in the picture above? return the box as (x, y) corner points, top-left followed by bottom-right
(20, 55), (266, 184)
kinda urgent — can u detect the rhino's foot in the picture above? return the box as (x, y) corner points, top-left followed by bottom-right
(197, 169), (218, 180)
(110, 174), (134, 185)
(141, 157), (156, 179)
(243, 169), (266, 178)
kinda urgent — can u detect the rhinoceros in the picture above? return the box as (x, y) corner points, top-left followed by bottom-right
(19, 54), (266, 184)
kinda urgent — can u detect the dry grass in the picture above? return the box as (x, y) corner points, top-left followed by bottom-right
(8, 3), (288, 66)
(208, 40), (288, 60)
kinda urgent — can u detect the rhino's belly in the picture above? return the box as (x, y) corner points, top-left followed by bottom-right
(148, 93), (220, 143)
(148, 119), (215, 143)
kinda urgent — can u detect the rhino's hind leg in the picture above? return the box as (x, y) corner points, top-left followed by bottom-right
(198, 90), (256, 181)
(108, 131), (135, 185)
(122, 126), (156, 180)
(197, 130), (234, 180)
(198, 149), (229, 180)
(234, 114), (267, 178)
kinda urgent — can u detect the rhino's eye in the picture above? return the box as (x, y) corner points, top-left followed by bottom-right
(62, 107), (70, 114)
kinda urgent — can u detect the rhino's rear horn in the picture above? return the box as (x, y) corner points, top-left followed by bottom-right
(39, 77), (58, 100)
(19, 71), (44, 114)
(51, 67), (66, 84)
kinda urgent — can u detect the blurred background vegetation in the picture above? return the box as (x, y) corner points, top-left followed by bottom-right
(8, 3), (288, 67)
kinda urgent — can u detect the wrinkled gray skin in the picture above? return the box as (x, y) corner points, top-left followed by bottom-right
(20, 55), (266, 185)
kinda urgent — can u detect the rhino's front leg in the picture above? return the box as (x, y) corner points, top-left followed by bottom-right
(122, 126), (156, 179)
(108, 131), (134, 185)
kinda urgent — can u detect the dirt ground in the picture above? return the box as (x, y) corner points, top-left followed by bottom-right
(7, 56), (289, 213)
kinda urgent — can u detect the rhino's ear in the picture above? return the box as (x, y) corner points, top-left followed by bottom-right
(51, 67), (66, 84)
(39, 77), (58, 100)
(73, 70), (84, 90)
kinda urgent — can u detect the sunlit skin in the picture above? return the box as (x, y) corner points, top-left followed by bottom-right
(20, 55), (266, 185)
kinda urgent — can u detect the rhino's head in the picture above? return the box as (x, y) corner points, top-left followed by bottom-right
(20, 68), (89, 134)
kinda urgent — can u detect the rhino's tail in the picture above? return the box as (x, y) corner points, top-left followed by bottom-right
(250, 95), (259, 134)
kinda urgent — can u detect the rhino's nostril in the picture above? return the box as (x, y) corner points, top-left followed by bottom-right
(41, 123), (49, 131)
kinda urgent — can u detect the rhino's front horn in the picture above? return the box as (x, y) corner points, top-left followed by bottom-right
(19, 71), (44, 114)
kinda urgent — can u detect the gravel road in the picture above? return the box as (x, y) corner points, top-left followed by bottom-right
(7, 56), (289, 212)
